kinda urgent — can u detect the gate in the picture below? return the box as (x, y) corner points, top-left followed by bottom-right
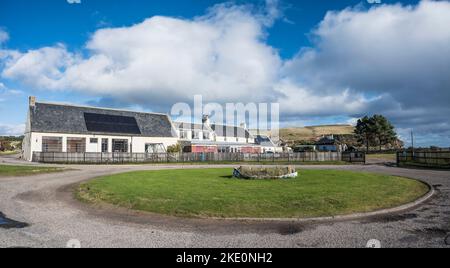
(342, 152), (366, 164)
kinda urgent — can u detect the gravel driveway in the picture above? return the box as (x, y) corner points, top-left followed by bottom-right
(1, 156), (449, 248)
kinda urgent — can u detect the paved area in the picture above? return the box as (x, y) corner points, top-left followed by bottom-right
(0, 155), (449, 248)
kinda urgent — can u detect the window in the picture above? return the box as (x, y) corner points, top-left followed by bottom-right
(42, 137), (62, 152)
(192, 131), (200, 140)
(180, 131), (189, 139)
(90, 138), (98, 144)
(145, 143), (166, 153)
(67, 138), (86, 153)
(112, 139), (128, 153)
(101, 139), (108, 153)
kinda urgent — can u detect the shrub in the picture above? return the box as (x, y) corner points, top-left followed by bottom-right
(167, 143), (182, 153)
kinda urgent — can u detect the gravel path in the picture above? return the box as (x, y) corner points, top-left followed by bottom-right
(1, 156), (449, 248)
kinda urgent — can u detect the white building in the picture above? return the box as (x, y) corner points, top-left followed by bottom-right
(255, 135), (283, 153)
(22, 97), (178, 161)
(173, 115), (261, 153)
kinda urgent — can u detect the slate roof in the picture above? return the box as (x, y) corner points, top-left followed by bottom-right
(29, 102), (177, 137)
(255, 135), (276, 147)
(173, 122), (211, 131)
(211, 124), (252, 139)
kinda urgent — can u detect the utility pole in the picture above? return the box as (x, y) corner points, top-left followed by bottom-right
(411, 130), (415, 158)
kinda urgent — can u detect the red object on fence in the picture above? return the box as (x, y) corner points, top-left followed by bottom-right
(241, 147), (261, 154)
(191, 145), (218, 153)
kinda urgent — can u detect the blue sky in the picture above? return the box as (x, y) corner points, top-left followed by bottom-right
(1, 0), (449, 147)
(1, 0), (419, 58)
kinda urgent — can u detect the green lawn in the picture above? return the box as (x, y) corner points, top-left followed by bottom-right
(76, 168), (429, 219)
(0, 165), (63, 177)
(0, 151), (19, 156)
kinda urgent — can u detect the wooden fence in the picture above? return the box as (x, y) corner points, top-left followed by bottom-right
(32, 151), (365, 164)
(397, 151), (450, 169)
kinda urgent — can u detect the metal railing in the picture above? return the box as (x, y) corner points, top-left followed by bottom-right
(32, 151), (366, 164)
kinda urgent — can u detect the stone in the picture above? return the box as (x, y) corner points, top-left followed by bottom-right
(233, 166), (298, 180)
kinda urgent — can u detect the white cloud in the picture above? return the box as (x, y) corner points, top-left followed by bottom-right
(0, 82), (23, 102)
(1, 1), (450, 145)
(67, 0), (81, 4)
(2, 44), (78, 89)
(2, 4), (283, 106)
(0, 123), (25, 136)
(284, 1), (450, 109)
(274, 80), (370, 117)
(281, 0), (450, 138)
(0, 29), (9, 45)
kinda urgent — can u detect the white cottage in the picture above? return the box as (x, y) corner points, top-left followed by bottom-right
(22, 97), (178, 161)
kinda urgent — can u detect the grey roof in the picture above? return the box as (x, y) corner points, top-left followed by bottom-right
(29, 102), (177, 137)
(174, 122), (211, 131)
(211, 124), (252, 139)
(255, 135), (276, 147)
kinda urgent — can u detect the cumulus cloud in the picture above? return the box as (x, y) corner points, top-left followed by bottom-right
(2, 44), (77, 89)
(281, 0), (450, 144)
(1, 1), (450, 145)
(2, 4), (283, 107)
(284, 1), (450, 108)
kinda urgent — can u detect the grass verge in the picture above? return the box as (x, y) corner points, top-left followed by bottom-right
(0, 165), (64, 177)
(76, 168), (429, 219)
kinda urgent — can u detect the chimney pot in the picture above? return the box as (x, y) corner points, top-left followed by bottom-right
(29, 96), (36, 107)
(202, 115), (210, 126)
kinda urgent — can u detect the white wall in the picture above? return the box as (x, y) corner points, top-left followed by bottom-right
(22, 132), (32, 161)
(215, 136), (254, 144)
(28, 132), (178, 161)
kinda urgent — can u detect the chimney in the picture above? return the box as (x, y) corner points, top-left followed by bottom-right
(202, 115), (210, 126)
(29, 96), (36, 107)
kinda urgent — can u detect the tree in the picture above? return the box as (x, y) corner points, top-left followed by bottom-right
(355, 116), (375, 152)
(372, 115), (397, 151)
(354, 115), (397, 152)
(166, 143), (182, 153)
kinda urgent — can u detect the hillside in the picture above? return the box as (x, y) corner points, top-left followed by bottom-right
(280, 125), (355, 145)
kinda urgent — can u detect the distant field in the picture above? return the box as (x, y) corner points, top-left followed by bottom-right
(280, 125), (355, 142)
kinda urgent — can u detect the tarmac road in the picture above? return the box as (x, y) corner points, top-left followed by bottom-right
(0, 156), (449, 248)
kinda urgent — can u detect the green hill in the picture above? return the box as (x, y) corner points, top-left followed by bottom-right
(280, 125), (355, 145)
